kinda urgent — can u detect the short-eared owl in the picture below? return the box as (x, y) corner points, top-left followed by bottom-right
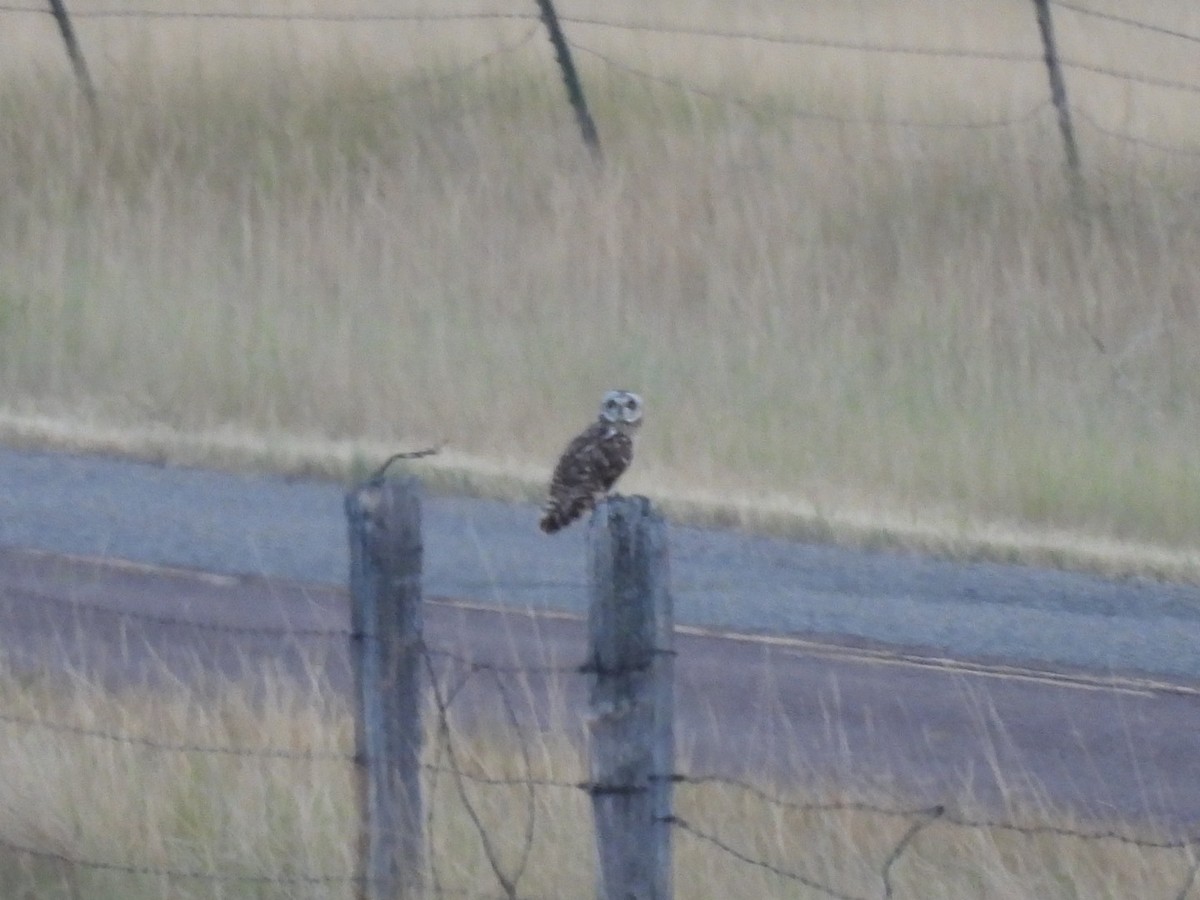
(539, 390), (643, 534)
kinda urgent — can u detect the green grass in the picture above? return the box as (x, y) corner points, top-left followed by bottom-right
(1, 2), (1200, 578)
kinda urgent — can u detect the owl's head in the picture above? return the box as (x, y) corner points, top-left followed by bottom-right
(599, 390), (643, 432)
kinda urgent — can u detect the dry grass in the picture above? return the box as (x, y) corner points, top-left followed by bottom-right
(2, 0), (1200, 577)
(0, 652), (1194, 900)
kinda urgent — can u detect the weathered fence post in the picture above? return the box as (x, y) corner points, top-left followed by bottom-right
(1031, 0), (1084, 204)
(533, 0), (602, 160)
(346, 477), (424, 900)
(46, 0), (97, 112)
(586, 496), (674, 900)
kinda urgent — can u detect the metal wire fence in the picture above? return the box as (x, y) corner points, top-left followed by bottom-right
(2, 0), (1199, 157)
(3, 577), (1200, 899)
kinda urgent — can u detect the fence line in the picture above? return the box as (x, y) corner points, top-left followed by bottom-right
(1060, 59), (1200, 95)
(665, 810), (1200, 900)
(560, 16), (1045, 60)
(9, 1), (1200, 56)
(0, 4), (534, 22)
(667, 814), (872, 900)
(570, 41), (1054, 130)
(0, 705), (352, 760)
(669, 771), (1200, 849)
(426, 643), (538, 900)
(5, 490), (1200, 897)
(5, 2), (1196, 76)
(1073, 108), (1200, 156)
(380, 25), (540, 94)
(427, 644), (586, 677)
(1049, 0), (1200, 44)
(0, 834), (361, 886)
(9, 0), (1200, 159)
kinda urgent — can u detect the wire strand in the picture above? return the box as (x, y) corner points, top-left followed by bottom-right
(571, 41), (1051, 129)
(1050, 1), (1200, 44)
(0, 707), (353, 761)
(0, 833), (358, 884)
(0, 5), (533, 23)
(558, 15), (1042, 61)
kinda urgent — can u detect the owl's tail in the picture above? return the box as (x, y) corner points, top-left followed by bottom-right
(539, 495), (591, 534)
(539, 511), (566, 534)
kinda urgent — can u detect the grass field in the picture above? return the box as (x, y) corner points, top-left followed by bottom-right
(1, 1), (1200, 577)
(0, 655), (1196, 900)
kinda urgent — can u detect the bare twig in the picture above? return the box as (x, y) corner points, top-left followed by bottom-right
(882, 806), (944, 898)
(422, 648), (521, 900)
(368, 444), (443, 483)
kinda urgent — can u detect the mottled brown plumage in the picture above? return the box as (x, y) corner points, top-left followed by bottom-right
(540, 391), (642, 534)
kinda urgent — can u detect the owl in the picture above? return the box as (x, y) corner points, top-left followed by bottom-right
(539, 390), (643, 534)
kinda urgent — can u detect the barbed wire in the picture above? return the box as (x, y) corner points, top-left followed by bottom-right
(6, 1), (1198, 80)
(665, 772), (946, 819)
(0, 705), (354, 761)
(665, 813), (874, 900)
(1050, 1), (1200, 45)
(0, 4), (534, 23)
(424, 647), (536, 900)
(383, 25), (540, 94)
(5, 603), (1200, 893)
(8, 0), (1200, 149)
(0, 832), (535, 898)
(668, 770), (1200, 850)
(424, 645), (585, 677)
(666, 800), (1200, 900)
(937, 810), (1199, 851)
(570, 40), (1053, 130)
(9, 1), (1197, 59)
(0, 833), (359, 885)
(666, 768), (1200, 900)
(417, 659), (1200, 900)
(558, 15), (1042, 62)
(422, 762), (580, 790)
(881, 807), (946, 899)
(0, 639), (580, 766)
(83, 24), (539, 114)
(1061, 58), (1200, 95)
(5, 646), (1200, 896)
(1073, 106), (1200, 156)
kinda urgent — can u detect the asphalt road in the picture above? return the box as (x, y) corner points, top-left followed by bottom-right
(1, 446), (1199, 681)
(3, 546), (1200, 830)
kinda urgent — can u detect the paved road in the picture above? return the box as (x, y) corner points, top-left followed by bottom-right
(3, 546), (1199, 830)
(1, 446), (1199, 680)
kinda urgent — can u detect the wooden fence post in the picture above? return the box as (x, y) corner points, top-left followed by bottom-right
(1031, 0), (1084, 204)
(586, 496), (674, 900)
(46, 0), (97, 112)
(346, 477), (425, 900)
(533, 0), (602, 160)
